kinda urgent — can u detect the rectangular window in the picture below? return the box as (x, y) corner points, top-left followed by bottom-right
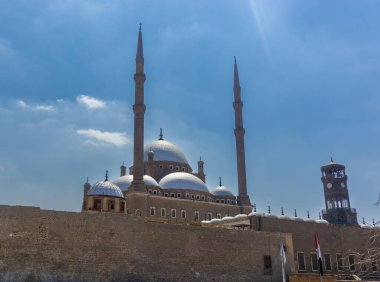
(337, 254), (344, 271)
(216, 213), (221, 219)
(361, 256), (367, 272)
(150, 207), (155, 216)
(349, 255), (355, 271)
(311, 253), (318, 271)
(297, 252), (306, 271)
(181, 210), (186, 219)
(159, 164), (163, 169)
(170, 193), (175, 198)
(201, 195), (205, 201)
(161, 208), (166, 217)
(164, 193), (168, 197)
(93, 199), (102, 210)
(169, 165), (173, 170)
(196, 195), (200, 200)
(108, 200), (115, 210)
(324, 254), (332, 271)
(186, 193), (190, 199)
(175, 166), (179, 171)
(148, 189), (152, 194)
(177, 193), (181, 198)
(171, 209), (176, 218)
(181, 167), (185, 171)
(191, 194), (195, 199)
(120, 202), (125, 212)
(263, 255), (272, 275)
(231, 200), (235, 204)
(372, 261), (378, 272)
(153, 190), (157, 195)
(221, 199), (225, 204)
(207, 212), (212, 220)
(194, 211), (199, 222)
(227, 199), (230, 204)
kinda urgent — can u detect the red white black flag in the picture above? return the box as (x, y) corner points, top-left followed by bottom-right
(314, 233), (324, 276)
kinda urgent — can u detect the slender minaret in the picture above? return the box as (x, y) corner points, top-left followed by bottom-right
(130, 24), (146, 192)
(233, 57), (251, 207)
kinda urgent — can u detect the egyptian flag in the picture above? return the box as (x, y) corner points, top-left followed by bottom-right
(314, 233), (324, 276)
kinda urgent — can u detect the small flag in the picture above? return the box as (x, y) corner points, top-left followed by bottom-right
(314, 233), (324, 276)
(280, 242), (286, 282)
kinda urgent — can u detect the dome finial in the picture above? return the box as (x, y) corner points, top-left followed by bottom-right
(105, 170), (109, 181)
(294, 209), (298, 218)
(86, 176), (89, 183)
(330, 156), (334, 163)
(281, 207), (284, 216)
(159, 128), (163, 140)
(307, 211), (310, 219)
(139, 23), (142, 32)
(219, 177), (222, 187)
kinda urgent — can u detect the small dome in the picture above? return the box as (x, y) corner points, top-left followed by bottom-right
(159, 172), (209, 193)
(316, 219), (329, 224)
(113, 175), (159, 191)
(88, 180), (124, 198)
(211, 185), (234, 197)
(144, 139), (188, 164)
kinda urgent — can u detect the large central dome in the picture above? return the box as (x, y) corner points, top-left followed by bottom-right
(144, 139), (188, 164)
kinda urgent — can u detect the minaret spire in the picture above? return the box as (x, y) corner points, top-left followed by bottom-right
(233, 57), (252, 208)
(131, 24), (146, 193)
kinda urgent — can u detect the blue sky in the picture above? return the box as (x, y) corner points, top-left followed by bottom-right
(0, 0), (379, 222)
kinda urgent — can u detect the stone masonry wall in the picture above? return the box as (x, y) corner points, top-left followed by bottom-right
(0, 205), (292, 282)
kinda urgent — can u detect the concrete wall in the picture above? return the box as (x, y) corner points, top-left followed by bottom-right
(0, 205), (292, 282)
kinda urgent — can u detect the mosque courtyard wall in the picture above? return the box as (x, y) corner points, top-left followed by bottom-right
(0, 205), (293, 282)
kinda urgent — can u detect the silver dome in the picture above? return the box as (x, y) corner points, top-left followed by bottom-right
(113, 175), (159, 191)
(159, 172), (209, 193)
(211, 185), (234, 196)
(87, 181), (124, 198)
(144, 140), (188, 164)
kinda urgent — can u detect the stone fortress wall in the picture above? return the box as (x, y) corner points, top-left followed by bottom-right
(1, 204), (379, 281)
(0, 205), (292, 282)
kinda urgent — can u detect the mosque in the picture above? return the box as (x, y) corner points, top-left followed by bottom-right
(81, 25), (252, 220)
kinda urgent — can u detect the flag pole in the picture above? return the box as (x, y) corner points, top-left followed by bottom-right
(315, 233), (324, 282)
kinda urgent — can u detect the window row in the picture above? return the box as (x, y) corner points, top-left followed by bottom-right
(149, 207), (225, 221)
(147, 190), (236, 205)
(215, 198), (235, 204)
(158, 164), (188, 172)
(297, 252), (378, 273)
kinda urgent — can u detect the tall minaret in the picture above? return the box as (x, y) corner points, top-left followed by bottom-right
(233, 57), (251, 207)
(130, 24), (146, 193)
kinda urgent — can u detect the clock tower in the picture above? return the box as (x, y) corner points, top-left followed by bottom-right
(320, 159), (358, 225)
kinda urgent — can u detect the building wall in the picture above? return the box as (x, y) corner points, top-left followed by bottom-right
(249, 215), (379, 275)
(126, 193), (242, 221)
(0, 205), (293, 282)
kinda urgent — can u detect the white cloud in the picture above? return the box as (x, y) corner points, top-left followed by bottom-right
(16, 99), (29, 108)
(16, 100), (55, 112)
(77, 129), (128, 147)
(33, 105), (55, 112)
(76, 94), (106, 109)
